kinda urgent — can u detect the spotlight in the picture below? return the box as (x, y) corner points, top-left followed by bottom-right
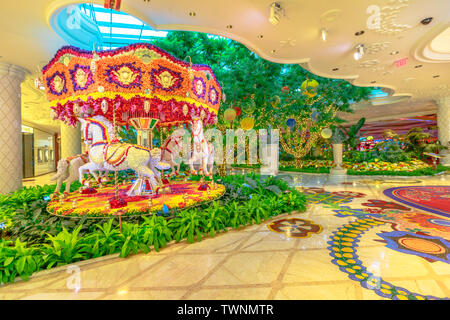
(321, 29), (328, 42)
(421, 17), (433, 25)
(268, 2), (282, 26)
(353, 44), (365, 60)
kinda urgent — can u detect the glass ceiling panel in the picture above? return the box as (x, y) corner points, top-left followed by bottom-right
(79, 3), (167, 50)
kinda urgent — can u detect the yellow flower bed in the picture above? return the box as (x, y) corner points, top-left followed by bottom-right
(47, 181), (225, 216)
(343, 159), (431, 172)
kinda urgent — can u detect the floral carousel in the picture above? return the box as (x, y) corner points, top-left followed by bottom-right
(41, 43), (225, 217)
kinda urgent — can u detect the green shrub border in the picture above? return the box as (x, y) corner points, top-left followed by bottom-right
(0, 173), (307, 285)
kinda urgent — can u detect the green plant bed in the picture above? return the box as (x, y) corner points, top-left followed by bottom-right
(280, 166), (331, 174)
(347, 165), (450, 176)
(231, 164), (261, 169)
(0, 173), (307, 284)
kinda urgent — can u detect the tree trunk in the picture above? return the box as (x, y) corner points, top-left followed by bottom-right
(295, 157), (302, 168)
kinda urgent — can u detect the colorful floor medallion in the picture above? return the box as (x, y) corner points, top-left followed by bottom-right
(328, 218), (445, 300)
(302, 189), (366, 205)
(362, 199), (411, 212)
(377, 231), (450, 263)
(267, 218), (322, 238)
(383, 186), (450, 218)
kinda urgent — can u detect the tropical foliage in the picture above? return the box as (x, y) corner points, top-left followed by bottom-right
(0, 173), (306, 284)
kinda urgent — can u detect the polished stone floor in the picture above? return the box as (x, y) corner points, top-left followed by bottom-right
(0, 172), (448, 300)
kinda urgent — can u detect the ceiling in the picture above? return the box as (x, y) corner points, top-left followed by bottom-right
(1, 0), (449, 133)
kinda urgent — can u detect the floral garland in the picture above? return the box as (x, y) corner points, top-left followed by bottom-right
(192, 76), (206, 99)
(69, 64), (94, 92)
(42, 44), (222, 127)
(46, 71), (68, 96)
(104, 61), (143, 89)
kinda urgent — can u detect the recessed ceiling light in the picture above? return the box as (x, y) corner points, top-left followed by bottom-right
(355, 30), (365, 36)
(258, 35), (264, 39)
(414, 64), (423, 68)
(371, 81), (377, 84)
(433, 75), (440, 78)
(189, 12), (196, 17)
(421, 17), (433, 25)
(332, 68), (339, 71)
(271, 49), (276, 54)
(321, 29), (328, 42)
(226, 25), (233, 29)
(390, 51), (399, 55)
(353, 44), (365, 60)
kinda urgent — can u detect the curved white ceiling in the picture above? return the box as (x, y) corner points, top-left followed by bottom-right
(1, 0), (449, 132)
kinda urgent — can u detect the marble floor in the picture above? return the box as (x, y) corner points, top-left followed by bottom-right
(1, 172), (449, 300)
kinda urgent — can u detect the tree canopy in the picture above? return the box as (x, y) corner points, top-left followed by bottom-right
(150, 31), (372, 129)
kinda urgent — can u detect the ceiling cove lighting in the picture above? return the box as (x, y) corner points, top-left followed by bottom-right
(77, 4), (168, 50)
(269, 2), (282, 26)
(353, 44), (365, 60)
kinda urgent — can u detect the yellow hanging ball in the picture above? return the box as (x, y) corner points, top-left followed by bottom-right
(301, 79), (319, 98)
(240, 117), (255, 130)
(321, 127), (333, 139)
(224, 108), (237, 122)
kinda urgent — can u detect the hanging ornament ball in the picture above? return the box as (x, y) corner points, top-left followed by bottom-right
(144, 100), (151, 113)
(224, 108), (237, 122)
(311, 110), (319, 122)
(222, 92), (226, 102)
(50, 109), (58, 120)
(73, 103), (80, 116)
(321, 127), (333, 139)
(182, 104), (189, 116)
(101, 99), (108, 114)
(234, 106), (241, 116)
(286, 118), (296, 129)
(185, 92), (190, 98)
(98, 86), (105, 93)
(301, 79), (319, 98)
(240, 117), (255, 131)
(145, 88), (150, 95)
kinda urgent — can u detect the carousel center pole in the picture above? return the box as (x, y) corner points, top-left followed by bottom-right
(113, 102), (119, 200)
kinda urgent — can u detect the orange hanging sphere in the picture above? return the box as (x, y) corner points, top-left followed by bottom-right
(240, 117), (255, 130)
(224, 108), (237, 122)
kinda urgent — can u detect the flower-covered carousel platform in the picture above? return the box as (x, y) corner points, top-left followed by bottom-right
(47, 176), (225, 217)
(39, 42), (226, 217)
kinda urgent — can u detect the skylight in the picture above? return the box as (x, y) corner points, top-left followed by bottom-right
(79, 3), (168, 50)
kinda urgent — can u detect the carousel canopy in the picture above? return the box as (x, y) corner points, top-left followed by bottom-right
(41, 43), (222, 128)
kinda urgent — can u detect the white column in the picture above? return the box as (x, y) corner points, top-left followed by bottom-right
(0, 62), (28, 194)
(436, 97), (450, 166)
(60, 122), (81, 159)
(330, 143), (347, 175)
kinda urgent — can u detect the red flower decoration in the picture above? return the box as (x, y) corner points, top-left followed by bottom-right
(362, 199), (411, 211)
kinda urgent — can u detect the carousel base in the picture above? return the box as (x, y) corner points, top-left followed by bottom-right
(47, 180), (225, 217)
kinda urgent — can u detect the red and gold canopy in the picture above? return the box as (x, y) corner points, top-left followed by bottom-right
(42, 43), (222, 127)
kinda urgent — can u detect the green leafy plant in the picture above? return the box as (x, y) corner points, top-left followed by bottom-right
(0, 239), (42, 284)
(140, 215), (173, 252)
(41, 225), (90, 268)
(169, 209), (207, 244)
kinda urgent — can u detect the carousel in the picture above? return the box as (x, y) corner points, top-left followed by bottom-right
(41, 43), (225, 216)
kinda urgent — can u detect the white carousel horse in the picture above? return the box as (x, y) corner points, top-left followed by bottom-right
(188, 117), (215, 177)
(50, 153), (90, 196)
(78, 127), (109, 185)
(161, 128), (185, 176)
(78, 115), (163, 196)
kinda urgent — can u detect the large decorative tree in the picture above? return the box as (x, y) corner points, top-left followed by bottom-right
(149, 31), (372, 167)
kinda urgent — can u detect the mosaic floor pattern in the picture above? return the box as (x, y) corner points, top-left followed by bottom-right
(1, 174), (449, 300)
